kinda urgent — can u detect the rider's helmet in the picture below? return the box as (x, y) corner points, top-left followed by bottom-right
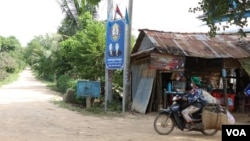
(191, 77), (201, 86)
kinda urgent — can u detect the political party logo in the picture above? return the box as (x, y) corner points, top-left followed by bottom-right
(111, 23), (120, 41)
(222, 125), (250, 141)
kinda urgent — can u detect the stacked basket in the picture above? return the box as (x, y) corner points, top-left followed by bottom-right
(202, 104), (229, 130)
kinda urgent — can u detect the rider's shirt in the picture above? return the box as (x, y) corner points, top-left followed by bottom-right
(185, 88), (208, 108)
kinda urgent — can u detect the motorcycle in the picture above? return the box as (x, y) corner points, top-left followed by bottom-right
(153, 93), (219, 136)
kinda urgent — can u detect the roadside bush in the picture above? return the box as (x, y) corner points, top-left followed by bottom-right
(107, 100), (122, 112)
(0, 70), (8, 80)
(75, 96), (86, 105)
(56, 74), (75, 94)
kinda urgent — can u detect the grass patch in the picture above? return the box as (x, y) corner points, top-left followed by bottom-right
(0, 72), (20, 87)
(31, 71), (61, 93)
(45, 82), (60, 92)
(30, 69), (124, 117)
(51, 99), (124, 117)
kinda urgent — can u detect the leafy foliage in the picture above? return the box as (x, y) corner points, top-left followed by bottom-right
(60, 12), (106, 81)
(190, 0), (250, 37)
(57, 74), (75, 93)
(0, 35), (26, 81)
(0, 36), (22, 52)
(23, 0), (136, 109)
(0, 53), (16, 73)
(57, 0), (100, 36)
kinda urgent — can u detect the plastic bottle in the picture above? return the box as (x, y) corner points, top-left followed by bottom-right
(168, 82), (172, 93)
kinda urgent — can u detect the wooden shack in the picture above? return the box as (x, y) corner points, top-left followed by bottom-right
(130, 29), (250, 114)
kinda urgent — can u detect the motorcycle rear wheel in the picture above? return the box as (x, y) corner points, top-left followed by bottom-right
(201, 129), (218, 136)
(153, 113), (174, 135)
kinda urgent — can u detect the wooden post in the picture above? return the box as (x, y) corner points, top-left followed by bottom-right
(86, 97), (92, 108)
(222, 68), (228, 109)
(164, 89), (166, 108)
(223, 77), (228, 108)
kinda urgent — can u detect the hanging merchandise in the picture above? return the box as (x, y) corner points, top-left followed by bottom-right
(219, 77), (223, 89)
(229, 68), (236, 86)
(208, 72), (220, 89)
(222, 69), (227, 78)
(170, 72), (177, 80)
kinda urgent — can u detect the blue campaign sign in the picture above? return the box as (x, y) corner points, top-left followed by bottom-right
(105, 19), (125, 69)
(76, 80), (101, 98)
(244, 83), (250, 97)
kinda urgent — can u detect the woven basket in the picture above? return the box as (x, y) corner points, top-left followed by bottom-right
(202, 105), (228, 130)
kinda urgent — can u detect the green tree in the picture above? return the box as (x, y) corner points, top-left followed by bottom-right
(190, 0), (250, 37)
(60, 12), (106, 81)
(0, 36), (22, 52)
(24, 34), (63, 81)
(0, 35), (25, 80)
(57, 0), (101, 36)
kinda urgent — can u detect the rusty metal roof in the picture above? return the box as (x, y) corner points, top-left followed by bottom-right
(132, 29), (250, 59)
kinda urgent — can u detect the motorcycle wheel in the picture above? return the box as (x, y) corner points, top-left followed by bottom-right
(201, 129), (218, 136)
(153, 113), (174, 135)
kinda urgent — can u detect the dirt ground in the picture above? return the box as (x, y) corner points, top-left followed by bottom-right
(0, 68), (249, 141)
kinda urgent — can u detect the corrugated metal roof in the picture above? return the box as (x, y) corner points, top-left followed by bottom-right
(132, 29), (250, 59)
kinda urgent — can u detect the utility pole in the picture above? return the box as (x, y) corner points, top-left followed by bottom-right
(105, 0), (114, 111)
(122, 0), (133, 114)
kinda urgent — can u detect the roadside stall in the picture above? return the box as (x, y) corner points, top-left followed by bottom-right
(130, 29), (250, 114)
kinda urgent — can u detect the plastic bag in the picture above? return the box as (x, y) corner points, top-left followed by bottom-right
(226, 110), (235, 124)
(202, 90), (217, 104)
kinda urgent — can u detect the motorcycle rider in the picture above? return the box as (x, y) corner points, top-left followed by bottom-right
(181, 77), (208, 129)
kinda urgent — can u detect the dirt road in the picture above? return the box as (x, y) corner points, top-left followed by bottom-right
(0, 68), (226, 141)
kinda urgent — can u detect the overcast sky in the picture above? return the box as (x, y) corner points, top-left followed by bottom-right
(0, 0), (64, 46)
(0, 0), (239, 47)
(97, 0), (210, 36)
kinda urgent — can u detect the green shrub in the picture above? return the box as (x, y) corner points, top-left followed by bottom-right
(56, 74), (75, 94)
(0, 70), (9, 80)
(75, 96), (86, 105)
